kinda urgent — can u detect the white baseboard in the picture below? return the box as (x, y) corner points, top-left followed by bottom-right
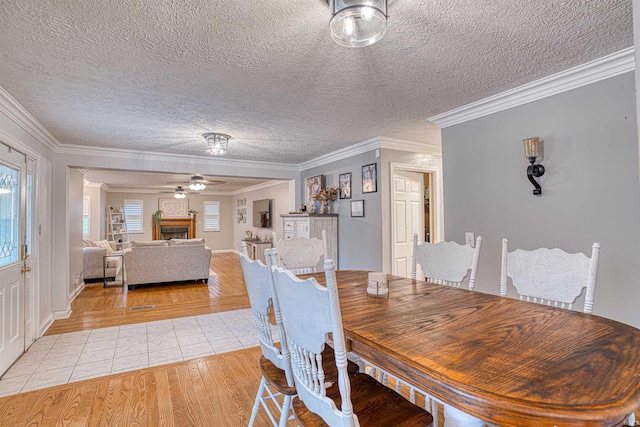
(39, 314), (54, 336)
(211, 249), (241, 255)
(54, 306), (72, 319)
(69, 281), (85, 303)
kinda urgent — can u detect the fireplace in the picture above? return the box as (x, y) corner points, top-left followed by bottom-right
(152, 215), (196, 240)
(160, 227), (189, 240)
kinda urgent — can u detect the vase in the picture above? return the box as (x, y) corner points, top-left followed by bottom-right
(320, 201), (331, 214)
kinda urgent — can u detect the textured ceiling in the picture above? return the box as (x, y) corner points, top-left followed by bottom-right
(0, 1), (633, 164)
(83, 169), (275, 193)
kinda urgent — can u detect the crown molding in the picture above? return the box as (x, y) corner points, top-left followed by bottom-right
(0, 85), (61, 152)
(299, 137), (381, 171)
(56, 143), (300, 173)
(104, 187), (235, 196)
(378, 136), (441, 156)
(299, 136), (439, 171)
(230, 180), (289, 195)
(429, 47), (635, 128)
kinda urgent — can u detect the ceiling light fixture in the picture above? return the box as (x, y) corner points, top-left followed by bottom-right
(189, 176), (206, 191)
(174, 186), (187, 199)
(327, 0), (387, 48)
(203, 132), (231, 156)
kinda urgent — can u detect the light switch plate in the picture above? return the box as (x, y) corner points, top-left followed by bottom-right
(465, 232), (475, 247)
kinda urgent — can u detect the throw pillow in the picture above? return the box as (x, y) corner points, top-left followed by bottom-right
(168, 238), (205, 246)
(131, 240), (169, 247)
(94, 240), (114, 254)
(82, 238), (96, 248)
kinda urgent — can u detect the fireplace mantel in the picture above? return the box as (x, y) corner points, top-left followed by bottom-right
(152, 215), (196, 240)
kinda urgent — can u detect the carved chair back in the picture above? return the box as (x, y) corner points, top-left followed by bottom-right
(239, 245), (293, 386)
(411, 233), (482, 290)
(500, 238), (600, 313)
(272, 230), (328, 275)
(272, 260), (357, 427)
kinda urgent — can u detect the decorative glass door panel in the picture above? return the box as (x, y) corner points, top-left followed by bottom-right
(0, 163), (19, 267)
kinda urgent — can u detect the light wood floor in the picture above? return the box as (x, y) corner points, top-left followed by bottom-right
(46, 252), (250, 335)
(0, 252), (293, 426)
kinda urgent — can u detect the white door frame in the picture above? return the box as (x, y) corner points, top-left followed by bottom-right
(388, 162), (444, 274)
(0, 131), (42, 346)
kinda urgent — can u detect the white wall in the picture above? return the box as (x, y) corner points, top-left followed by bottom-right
(68, 168), (84, 292)
(442, 72), (640, 328)
(83, 184), (102, 241)
(105, 192), (235, 250)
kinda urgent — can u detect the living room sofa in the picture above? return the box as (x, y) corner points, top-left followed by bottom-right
(83, 238), (121, 281)
(123, 238), (212, 289)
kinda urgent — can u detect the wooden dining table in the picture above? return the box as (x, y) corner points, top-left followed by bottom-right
(308, 270), (640, 427)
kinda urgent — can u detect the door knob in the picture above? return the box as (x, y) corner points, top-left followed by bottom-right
(21, 265), (32, 273)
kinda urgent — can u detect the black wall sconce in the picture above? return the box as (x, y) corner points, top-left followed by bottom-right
(523, 137), (545, 196)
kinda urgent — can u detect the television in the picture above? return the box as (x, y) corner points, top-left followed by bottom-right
(253, 198), (271, 229)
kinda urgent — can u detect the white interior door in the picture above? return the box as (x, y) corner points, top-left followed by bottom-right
(0, 142), (26, 375)
(392, 170), (424, 278)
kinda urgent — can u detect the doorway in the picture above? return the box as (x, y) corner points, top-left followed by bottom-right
(389, 162), (443, 279)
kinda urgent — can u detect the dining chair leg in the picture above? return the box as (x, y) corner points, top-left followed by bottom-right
(249, 376), (267, 427)
(443, 404), (485, 427)
(278, 394), (293, 427)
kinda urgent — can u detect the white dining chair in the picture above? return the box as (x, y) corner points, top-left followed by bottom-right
(500, 239), (600, 313)
(271, 259), (434, 427)
(411, 233), (482, 290)
(271, 230), (327, 274)
(240, 243), (295, 427)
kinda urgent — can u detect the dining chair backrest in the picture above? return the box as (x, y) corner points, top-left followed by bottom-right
(411, 233), (482, 290)
(239, 243), (293, 386)
(272, 259), (357, 427)
(271, 230), (328, 274)
(500, 238), (600, 314)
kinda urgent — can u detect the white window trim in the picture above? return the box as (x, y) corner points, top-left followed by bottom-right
(82, 195), (90, 236)
(124, 199), (144, 234)
(204, 201), (221, 232)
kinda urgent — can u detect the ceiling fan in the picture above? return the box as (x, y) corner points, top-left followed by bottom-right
(165, 175), (227, 192)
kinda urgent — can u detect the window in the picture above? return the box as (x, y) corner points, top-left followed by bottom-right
(124, 199), (143, 234)
(82, 195), (90, 236)
(204, 201), (220, 232)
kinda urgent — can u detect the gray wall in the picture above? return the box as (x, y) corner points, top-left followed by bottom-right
(442, 72), (640, 328)
(301, 151), (382, 270)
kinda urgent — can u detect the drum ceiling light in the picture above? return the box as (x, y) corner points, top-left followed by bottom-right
(327, 0), (388, 48)
(203, 132), (231, 156)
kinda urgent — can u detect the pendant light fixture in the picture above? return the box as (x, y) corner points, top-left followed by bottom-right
(328, 0), (388, 48)
(174, 186), (186, 199)
(203, 132), (231, 156)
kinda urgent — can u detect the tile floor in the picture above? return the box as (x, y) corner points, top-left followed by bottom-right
(0, 308), (272, 398)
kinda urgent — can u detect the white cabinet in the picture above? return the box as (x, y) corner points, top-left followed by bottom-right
(280, 214), (338, 268)
(243, 240), (272, 264)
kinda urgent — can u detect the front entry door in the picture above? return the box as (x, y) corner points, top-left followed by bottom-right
(392, 170), (424, 278)
(0, 142), (26, 375)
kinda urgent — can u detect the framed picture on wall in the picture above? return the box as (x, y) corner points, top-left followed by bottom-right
(351, 200), (364, 217)
(339, 172), (352, 199)
(305, 174), (325, 213)
(362, 163), (377, 193)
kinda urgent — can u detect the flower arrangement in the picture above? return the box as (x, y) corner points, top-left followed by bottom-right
(312, 187), (339, 202)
